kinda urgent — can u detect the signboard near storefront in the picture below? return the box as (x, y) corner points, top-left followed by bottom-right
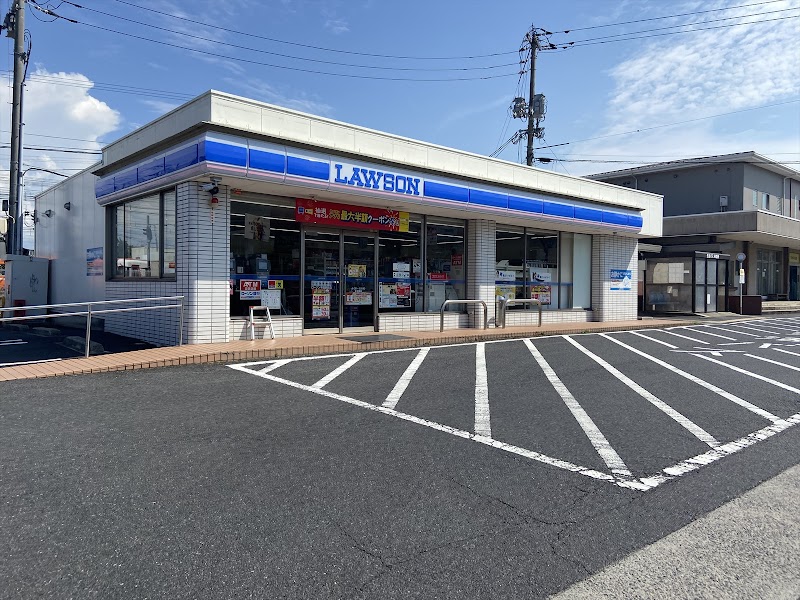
(610, 269), (633, 291)
(790, 251), (800, 265)
(86, 247), (103, 276)
(295, 198), (409, 232)
(240, 279), (261, 300)
(530, 269), (552, 306)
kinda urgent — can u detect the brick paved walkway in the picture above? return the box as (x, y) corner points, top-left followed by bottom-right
(0, 318), (692, 382)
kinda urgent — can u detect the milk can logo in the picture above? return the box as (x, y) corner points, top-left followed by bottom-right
(333, 163), (421, 196)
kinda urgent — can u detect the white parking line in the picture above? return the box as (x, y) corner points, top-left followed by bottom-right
(724, 323), (787, 336)
(382, 348), (429, 410)
(259, 360), (290, 374)
(701, 325), (761, 338)
(599, 334), (782, 423)
(0, 357), (62, 367)
(660, 330), (710, 344)
(622, 331), (678, 349)
(564, 337), (719, 448)
(682, 327), (736, 341)
(0, 340), (27, 346)
(524, 338), (632, 477)
(693, 354), (800, 395)
(474, 343), (491, 437)
(745, 354), (800, 373)
(312, 354), (364, 389)
(734, 321), (793, 333)
(228, 362), (636, 490)
(774, 348), (800, 359)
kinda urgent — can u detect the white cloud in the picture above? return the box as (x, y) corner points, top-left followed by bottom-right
(0, 68), (121, 248)
(566, 0), (800, 175)
(141, 99), (183, 115)
(324, 18), (350, 35)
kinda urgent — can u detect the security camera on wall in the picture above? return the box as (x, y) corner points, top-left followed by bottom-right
(201, 182), (220, 195)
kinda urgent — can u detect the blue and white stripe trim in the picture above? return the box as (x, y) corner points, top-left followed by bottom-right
(95, 132), (643, 231)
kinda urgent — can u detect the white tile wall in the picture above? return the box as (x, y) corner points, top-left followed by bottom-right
(229, 317), (303, 340)
(378, 313), (470, 332)
(467, 219), (497, 327)
(504, 309), (593, 327)
(591, 235), (638, 322)
(104, 281), (180, 346)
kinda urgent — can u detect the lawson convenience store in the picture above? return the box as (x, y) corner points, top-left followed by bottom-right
(35, 91), (663, 345)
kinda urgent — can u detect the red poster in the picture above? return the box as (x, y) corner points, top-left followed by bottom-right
(296, 198), (409, 232)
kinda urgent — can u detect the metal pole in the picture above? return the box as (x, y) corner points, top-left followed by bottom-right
(85, 303), (92, 358)
(525, 25), (537, 167)
(739, 260), (743, 315)
(6, 0), (26, 255)
(178, 296), (184, 346)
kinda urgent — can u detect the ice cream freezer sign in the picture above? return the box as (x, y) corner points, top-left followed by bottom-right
(610, 269), (632, 291)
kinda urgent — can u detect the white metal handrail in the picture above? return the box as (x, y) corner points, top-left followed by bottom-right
(498, 297), (542, 328)
(0, 296), (185, 357)
(248, 306), (275, 340)
(439, 299), (488, 332)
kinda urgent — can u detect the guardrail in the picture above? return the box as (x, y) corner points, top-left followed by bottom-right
(498, 297), (542, 329)
(248, 306), (275, 340)
(0, 296), (185, 357)
(440, 299), (488, 332)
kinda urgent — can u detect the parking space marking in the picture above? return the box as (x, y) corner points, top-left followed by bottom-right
(660, 330), (710, 344)
(641, 413), (800, 487)
(0, 340), (27, 346)
(681, 327), (736, 341)
(474, 343), (491, 437)
(382, 348), (429, 410)
(599, 334), (783, 423)
(260, 360), (290, 374)
(228, 360), (633, 490)
(694, 354), (800, 395)
(0, 357), (62, 367)
(312, 354), (364, 389)
(745, 354), (800, 373)
(702, 325), (761, 338)
(724, 323), (787, 336)
(524, 338), (632, 477)
(774, 348), (800, 359)
(624, 331), (678, 349)
(735, 321), (792, 333)
(564, 336), (720, 448)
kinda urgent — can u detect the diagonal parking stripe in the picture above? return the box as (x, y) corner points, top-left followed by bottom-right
(564, 336), (720, 448)
(523, 339), (632, 477)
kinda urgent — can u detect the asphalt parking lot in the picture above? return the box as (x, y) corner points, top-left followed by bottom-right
(2, 315), (799, 598)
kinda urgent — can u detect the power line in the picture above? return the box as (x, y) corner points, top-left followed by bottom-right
(543, 13), (800, 50)
(551, 0), (789, 33)
(104, 0), (518, 61)
(536, 98), (800, 150)
(60, 1), (519, 73)
(37, 11), (520, 82)
(554, 6), (800, 46)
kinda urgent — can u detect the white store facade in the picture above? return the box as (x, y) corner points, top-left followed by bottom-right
(35, 91), (662, 345)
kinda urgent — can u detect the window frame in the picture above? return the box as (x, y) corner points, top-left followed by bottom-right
(108, 188), (177, 281)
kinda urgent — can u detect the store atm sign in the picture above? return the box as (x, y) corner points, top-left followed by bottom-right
(333, 162), (421, 196)
(296, 198), (409, 232)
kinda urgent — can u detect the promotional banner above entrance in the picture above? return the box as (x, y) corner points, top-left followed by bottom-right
(295, 198), (409, 232)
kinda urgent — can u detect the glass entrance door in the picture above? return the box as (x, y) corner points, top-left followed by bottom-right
(342, 234), (376, 329)
(304, 230), (340, 332)
(303, 229), (376, 333)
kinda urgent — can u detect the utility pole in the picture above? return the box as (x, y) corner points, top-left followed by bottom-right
(5, 0), (26, 255)
(525, 25), (538, 167)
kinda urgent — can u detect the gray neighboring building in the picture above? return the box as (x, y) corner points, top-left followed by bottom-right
(590, 152), (800, 310)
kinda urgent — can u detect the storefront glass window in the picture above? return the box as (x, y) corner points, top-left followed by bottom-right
(495, 227), (525, 309)
(559, 232), (592, 309)
(379, 217), (423, 312)
(526, 230), (559, 309)
(756, 248), (782, 297)
(230, 198), (301, 317)
(426, 219), (465, 311)
(111, 190), (174, 279)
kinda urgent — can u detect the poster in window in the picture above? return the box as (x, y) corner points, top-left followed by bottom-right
(260, 289), (282, 310)
(610, 269), (632, 291)
(240, 279), (261, 300)
(396, 282), (411, 307)
(245, 214), (270, 241)
(347, 264), (367, 278)
(393, 262), (410, 279)
(530, 269), (552, 305)
(345, 289), (372, 305)
(380, 284), (398, 308)
(87, 247), (104, 276)
(311, 280), (332, 320)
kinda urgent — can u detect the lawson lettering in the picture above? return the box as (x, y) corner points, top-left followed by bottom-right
(333, 164), (420, 196)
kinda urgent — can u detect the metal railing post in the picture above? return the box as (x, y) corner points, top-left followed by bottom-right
(439, 299), (488, 332)
(85, 303), (92, 358)
(178, 296), (184, 346)
(500, 298), (542, 328)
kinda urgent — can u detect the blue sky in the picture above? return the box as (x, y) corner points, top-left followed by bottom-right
(4, 0), (800, 246)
